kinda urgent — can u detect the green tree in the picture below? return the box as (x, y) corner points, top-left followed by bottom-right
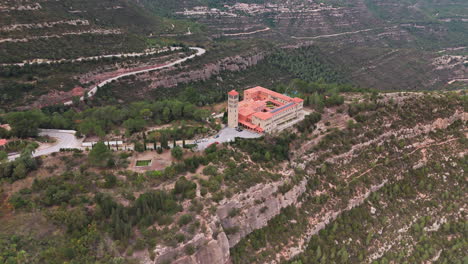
(134, 141), (145, 152)
(160, 133), (169, 149)
(162, 107), (171, 123)
(72, 96), (81, 106)
(140, 109), (153, 120)
(6, 110), (46, 138)
(325, 92), (344, 107)
(12, 162), (27, 180)
(193, 109), (209, 121)
(0, 127), (9, 138)
(310, 92), (324, 111)
(16, 148), (37, 172)
(50, 112), (69, 129)
(181, 87), (200, 104)
(174, 176), (196, 199)
(88, 141), (112, 167)
(339, 247), (349, 263)
(103, 173), (117, 188)
(78, 119), (104, 137)
(123, 118), (146, 134)
(171, 146), (184, 160)
(0, 151), (7, 162)
(316, 245), (322, 260)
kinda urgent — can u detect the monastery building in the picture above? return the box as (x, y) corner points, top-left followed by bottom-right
(228, 86), (304, 133)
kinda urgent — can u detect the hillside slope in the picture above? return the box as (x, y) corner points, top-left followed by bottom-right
(169, 0), (468, 90)
(0, 90), (466, 264)
(0, 0), (200, 63)
(1, 0), (466, 110)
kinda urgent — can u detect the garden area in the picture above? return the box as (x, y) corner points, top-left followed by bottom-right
(136, 160), (152, 167)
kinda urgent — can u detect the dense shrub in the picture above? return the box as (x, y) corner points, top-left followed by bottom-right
(234, 133), (296, 162)
(173, 176), (197, 200)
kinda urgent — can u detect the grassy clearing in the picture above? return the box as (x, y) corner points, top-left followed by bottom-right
(136, 160), (152, 167)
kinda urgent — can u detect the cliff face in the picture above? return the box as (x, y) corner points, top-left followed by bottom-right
(151, 177), (306, 264)
(174, 0), (381, 38)
(154, 95), (467, 264)
(152, 232), (230, 264)
(170, 0), (467, 91)
(217, 178), (307, 247)
(136, 53), (266, 93)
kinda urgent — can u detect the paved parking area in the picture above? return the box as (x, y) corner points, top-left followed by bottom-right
(196, 127), (262, 150)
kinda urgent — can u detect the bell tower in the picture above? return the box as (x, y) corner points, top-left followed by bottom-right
(228, 90), (239, 128)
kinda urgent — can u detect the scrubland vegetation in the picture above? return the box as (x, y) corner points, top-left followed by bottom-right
(1, 0), (467, 262)
(1, 89), (465, 263)
(230, 91), (467, 264)
(0, 99), (209, 139)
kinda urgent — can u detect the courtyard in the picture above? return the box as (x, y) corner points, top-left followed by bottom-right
(195, 127), (262, 150)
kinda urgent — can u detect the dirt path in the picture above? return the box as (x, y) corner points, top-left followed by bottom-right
(448, 78), (468, 84)
(223, 27), (271, 36)
(1, 46), (180, 67)
(291, 28), (377, 40)
(0, 28), (121, 45)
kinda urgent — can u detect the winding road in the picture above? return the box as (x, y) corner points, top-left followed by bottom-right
(7, 129), (83, 161)
(8, 47), (207, 160)
(64, 46), (206, 105)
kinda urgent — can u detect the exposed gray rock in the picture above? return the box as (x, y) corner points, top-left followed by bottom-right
(157, 178), (307, 264)
(136, 53), (265, 93)
(152, 227), (230, 264)
(217, 179), (307, 247)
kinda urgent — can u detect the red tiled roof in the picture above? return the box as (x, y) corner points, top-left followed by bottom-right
(234, 86), (303, 132)
(247, 86), (292, 102)
(238, 100), (265, 118)
(253, 101), (298, 120)
(228, 90), (239, 96)
(239, 120), (263, 132)
(268, 99), (283, 106)
(253, 112), (273, 120)
(239, 107), (256, 117)
(71, 86), (84, 97)
(0, 139), (7, 146)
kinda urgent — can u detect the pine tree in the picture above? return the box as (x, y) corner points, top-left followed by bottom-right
(316, 245), (322, 260)
(12, 162), (27, 180)
(88, 141), (111, 167)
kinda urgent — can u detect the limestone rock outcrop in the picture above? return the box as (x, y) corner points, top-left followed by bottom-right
(152, 232), (229, 264)
(155, 178), (307, 264)
(139, 53), (265, 92)
(217, 179), (307, 247)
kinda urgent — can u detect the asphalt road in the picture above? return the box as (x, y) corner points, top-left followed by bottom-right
(6, 127), (259, 160)
(64, 47), (206, 105)
(8, 129), (83, 161)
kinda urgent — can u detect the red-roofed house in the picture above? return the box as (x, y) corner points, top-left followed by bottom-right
(227, 86), (304, 133)
(0, 139), (7, 149)
(71, 86), (85, 97)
